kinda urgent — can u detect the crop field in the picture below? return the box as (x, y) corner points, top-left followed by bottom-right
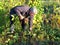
(0, 0), (60, 45)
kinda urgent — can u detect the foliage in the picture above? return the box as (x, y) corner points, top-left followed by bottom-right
(0, 0), (60, 45)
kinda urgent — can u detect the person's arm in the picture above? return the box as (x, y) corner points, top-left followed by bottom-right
(29, 15), (34, 31)
(16, 10), (24, 20)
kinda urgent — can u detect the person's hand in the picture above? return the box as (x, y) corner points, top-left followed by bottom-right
(19, 15), (24, 20)
(24, 18), (28, 23)
(20, 15), (24, 20)
(29, 27), (32, 31)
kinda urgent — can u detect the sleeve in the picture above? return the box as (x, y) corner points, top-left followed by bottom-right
(29, 15), (34, 30)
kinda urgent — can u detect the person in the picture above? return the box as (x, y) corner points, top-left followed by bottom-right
(10, 5), (37, 33)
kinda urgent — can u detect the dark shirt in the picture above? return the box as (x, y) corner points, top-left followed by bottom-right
(10, 5), (30, 17)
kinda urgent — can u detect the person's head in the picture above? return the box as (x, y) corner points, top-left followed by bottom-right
(29, 7), (37, 16)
